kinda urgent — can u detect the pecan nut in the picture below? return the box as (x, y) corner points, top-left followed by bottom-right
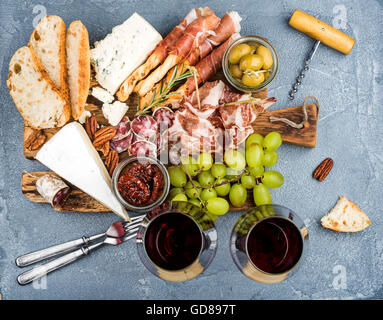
(93, 126), (116, 148)
(96, 141), (110, 157)
(105, 150), (119, 176)
(85, 116), (98, 141)
(313, 158), (334, 182)
(25, 128), (47, 151)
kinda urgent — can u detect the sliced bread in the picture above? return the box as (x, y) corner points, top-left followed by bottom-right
(28, 15), (69, 102)
(66, 20), (90, 120)
(321, 196), (371, 232)
(7, 46), (70, 129)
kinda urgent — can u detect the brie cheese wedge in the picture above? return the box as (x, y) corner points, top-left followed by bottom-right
(36, 122), (129, 220)
(90, 12), (162, 94)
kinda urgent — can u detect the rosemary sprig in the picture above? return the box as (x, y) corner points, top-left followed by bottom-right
(135, 64), (192, 116)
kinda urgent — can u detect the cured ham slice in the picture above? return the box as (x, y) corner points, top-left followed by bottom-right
(139, 12), (242, 109)
(116, 7), (214, 101)
(135, 14), (221, 97)
(165, 81), (276, 155)
(162, 33), (240, 107)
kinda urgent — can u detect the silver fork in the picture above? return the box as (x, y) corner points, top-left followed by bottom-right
(15, 215), (145, 267)
(16, 215), (145, 285)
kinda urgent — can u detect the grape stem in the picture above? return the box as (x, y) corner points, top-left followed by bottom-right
(184, 170), (249, 190)
(183, 166), (206, 206)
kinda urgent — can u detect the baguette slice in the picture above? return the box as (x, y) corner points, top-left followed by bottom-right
(66, 20), (90, 120)
(7, 46), (70, 129)
(28, 15), (69, 102)
(321, 196), (371, 232)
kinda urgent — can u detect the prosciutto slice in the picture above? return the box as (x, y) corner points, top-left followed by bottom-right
(116, 7), (214, 101)
(136, 13), (221, 97)
(164, 33), (240, 106)
(139, 12), (242, 110)
(165, 81), (276, 155)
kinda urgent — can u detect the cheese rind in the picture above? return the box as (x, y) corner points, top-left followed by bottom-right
(35, 122), (129, 220)
(90, 13), (162, 94)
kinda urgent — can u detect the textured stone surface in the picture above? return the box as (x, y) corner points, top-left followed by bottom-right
(1, 0), (382, 300)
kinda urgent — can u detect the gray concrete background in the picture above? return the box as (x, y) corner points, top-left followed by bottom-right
(1, 0), (382, 300)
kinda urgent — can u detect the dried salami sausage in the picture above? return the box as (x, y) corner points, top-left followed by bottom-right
(36, 174), (71, 207)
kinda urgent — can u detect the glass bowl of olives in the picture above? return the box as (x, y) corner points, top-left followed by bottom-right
(223, 36), (278, 92)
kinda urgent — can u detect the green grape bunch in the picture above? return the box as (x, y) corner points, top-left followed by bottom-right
(167, 131), (284, 220)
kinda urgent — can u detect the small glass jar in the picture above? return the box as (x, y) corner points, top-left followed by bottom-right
(112, 155), (170, 213)
(222, 35), (279, 93)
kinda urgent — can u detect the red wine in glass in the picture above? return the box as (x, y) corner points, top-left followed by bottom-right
(144, 212), (203, 270)
(246, 217), (303, 273)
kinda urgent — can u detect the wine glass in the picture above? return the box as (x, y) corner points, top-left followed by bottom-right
(230, 204), (309, 284)
(136, 201), (218, 282)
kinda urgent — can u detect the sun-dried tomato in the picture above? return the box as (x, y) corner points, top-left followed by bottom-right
(118, 161), (164, 206)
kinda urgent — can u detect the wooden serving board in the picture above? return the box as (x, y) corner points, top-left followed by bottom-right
(22, 171), (256, 213)
(21, 71), (318, 213)
(22, 73), (318, 159)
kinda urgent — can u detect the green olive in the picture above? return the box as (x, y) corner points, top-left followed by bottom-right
(228, 43), (252, 64)
(246, 41), (259, 53)
(239, 54), (264, 71)
(256, 45), (273, 69)
(229, 64), (243, 79)
(242, 72), (265, 87)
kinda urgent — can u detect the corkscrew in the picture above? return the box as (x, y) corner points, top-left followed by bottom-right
(289, 40), (320, 100)
(287, 10), (355, 100)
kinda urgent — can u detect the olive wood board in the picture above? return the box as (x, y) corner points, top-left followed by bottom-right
(22, 72), (268, 159)
(21, 171), (256, 213)
(22, 91), (317, 160)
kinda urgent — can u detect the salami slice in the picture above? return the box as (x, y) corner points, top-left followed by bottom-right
(110, 133), (133, 153)
(153, 107), (175, 130)
(131, 115), (158, 139)
(113, 116), (131, 141)
(128, 140), (157, 157)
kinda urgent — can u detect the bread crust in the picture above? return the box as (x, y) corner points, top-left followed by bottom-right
(321, 196), (371, 232)
(7, 46), (70, 129)
(28, 15), (70, 114)
(67, 20), (90, 120)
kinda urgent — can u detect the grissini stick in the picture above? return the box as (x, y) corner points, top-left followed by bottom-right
(288, 9), (355, 100)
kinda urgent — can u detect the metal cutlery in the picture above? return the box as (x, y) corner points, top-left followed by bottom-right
(16, 215), (145, 285)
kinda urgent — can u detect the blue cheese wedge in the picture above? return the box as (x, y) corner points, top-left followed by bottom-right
(91, 86), (114, 103)
(102, 101), (129, 126)
(91, 13), (162, 94)
(35, 122), (129, 220)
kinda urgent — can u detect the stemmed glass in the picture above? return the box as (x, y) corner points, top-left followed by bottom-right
(136, 201), (218, 282)
(230, 204), (309, 284)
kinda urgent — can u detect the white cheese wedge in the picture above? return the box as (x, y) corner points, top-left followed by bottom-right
(90, 12), (162, 94)
(91, 86), (114, 104)
(102, 101), (129, 126)
(35, 122), (129, 220)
